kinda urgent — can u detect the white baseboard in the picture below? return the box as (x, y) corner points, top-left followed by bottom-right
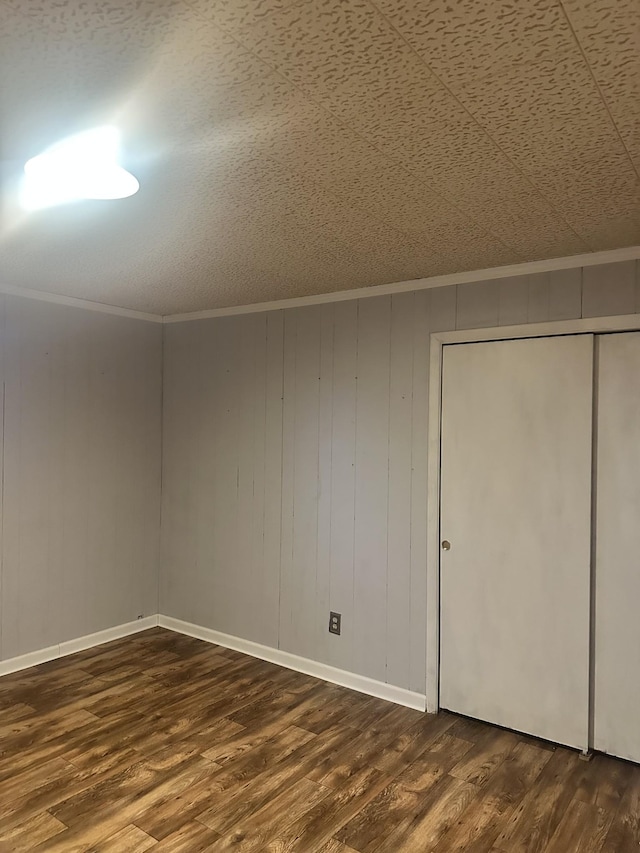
(0, 615), (159, 677)
(158, 615), (426, 712)
(0, 614), (427, 713)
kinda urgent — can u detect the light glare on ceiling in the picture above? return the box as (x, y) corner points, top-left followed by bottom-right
(21, 126), (139, 210)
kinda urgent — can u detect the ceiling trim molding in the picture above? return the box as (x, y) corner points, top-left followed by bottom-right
(1, 245), (639, 323)
(163, 245), (640, 324)
(0, 282), (163, 323)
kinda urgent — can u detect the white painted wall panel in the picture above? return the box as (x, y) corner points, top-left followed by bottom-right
(280, 307), (322, 660)
(456, 280), (500, 329)
(0, 297), (161, 660)
(327, 301), (358, 674)
(582, 260), (638, 317)
(160, 257), (640, 693)
(498, 276), (529, 326)
(262, 311), (285, 649)
(316, 304), (334, 664)
(386, 293), (414, 688)
(549, 267), (582, 320)
(527, 272), (552, 323)
(158, 321), (202, 623)
(353, 297), (391, 683)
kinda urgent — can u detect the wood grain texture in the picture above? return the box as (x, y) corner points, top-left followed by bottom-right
(1, 628), (639, 853)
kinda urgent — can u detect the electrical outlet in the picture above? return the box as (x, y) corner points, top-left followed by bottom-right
(329, 611), (341, 635)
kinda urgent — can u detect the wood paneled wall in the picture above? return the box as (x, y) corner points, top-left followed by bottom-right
(161, 260), (639, 694)
(0, 297), (162, 661)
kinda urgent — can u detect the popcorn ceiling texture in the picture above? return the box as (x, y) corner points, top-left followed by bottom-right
(0, 0), (638, 314)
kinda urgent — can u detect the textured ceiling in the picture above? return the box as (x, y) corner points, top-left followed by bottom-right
(0, 0), (638, 314)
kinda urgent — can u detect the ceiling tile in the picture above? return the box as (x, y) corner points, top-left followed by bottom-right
(562, 0), (640, 171)
(374, 0), (578, 88)
(430, 49), (639, 247)
(185, 0), (308, 33)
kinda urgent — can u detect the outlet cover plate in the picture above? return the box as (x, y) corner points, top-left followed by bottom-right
(329, 612), (341, 635)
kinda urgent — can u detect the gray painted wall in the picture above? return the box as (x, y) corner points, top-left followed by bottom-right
(0, 296), (162, 661)
(160, 259), (640, 695)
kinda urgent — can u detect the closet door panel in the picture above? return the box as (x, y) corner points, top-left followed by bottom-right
(440, 334), (593, 749)
(595, 332), (640, 763)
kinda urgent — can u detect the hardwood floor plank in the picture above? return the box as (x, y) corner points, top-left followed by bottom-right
(370, 712), (456, 774)
(0, 748), (145, 835)
(430, 791), (505, 853)
(90, 824), (157, 852)
(0, 810), (67, 851)
(207, 777), (330, 851)
(35, 758), (221, 853)
(147, 821), (221, 851)
(544, 798), (613, 852)
(306, 705), (419, 789)
(600, 771), (640, 853)
(0, 703), (36, 726)
(482, 741), (555, 809)
(1, 629), (640, 853)
(0, 707), (99, 753)
(574, 753), (636, 812)
(393, 733), (473, 793)
(374, 774), (479, 852)
(0, 757), (76, 807)
(132, 766), (231, 842)
(50, 751), (218, 829)
(448, 727), (520, 787)
(315, 841), (361, 853)
(336, 781), (424, 852)
(432, 741), (553, 853)
(265, 765), (392, 852)
(493, 748), (586, 852)
(192, 725), (357, 837)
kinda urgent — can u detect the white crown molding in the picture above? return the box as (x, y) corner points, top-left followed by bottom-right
(3, 245), (638, 324)
(0, 282), (163, 323)
(158, 615), (427, 711)
(163, 245), (640, 323)
(0, 615), (159, 677)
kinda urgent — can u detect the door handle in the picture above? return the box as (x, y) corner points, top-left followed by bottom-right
(441, 540), (451, 551)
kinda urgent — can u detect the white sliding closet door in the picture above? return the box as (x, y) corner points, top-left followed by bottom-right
(440, 335), (593, 749)
(595, 332), (640, 763)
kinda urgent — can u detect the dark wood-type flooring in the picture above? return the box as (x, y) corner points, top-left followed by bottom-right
(0, 628), (638, 852)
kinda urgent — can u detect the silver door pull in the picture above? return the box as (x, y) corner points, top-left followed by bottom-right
(442, 540), (451, 551)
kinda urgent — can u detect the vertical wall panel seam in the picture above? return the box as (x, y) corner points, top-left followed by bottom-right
(259, 315), (268, 645)
(0, 297), (5, 660)
(326, 310), (335, 616)
(385, 297), (394, 681)
(157, 323), (165, 618)
(289, 312), (298, 652)
(407, 291), (417, 691)
(276, 311), (287, 651)
(313, 312), (321, 657)
(588, 335), (599, 751)
(351, 301), (360, 659)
